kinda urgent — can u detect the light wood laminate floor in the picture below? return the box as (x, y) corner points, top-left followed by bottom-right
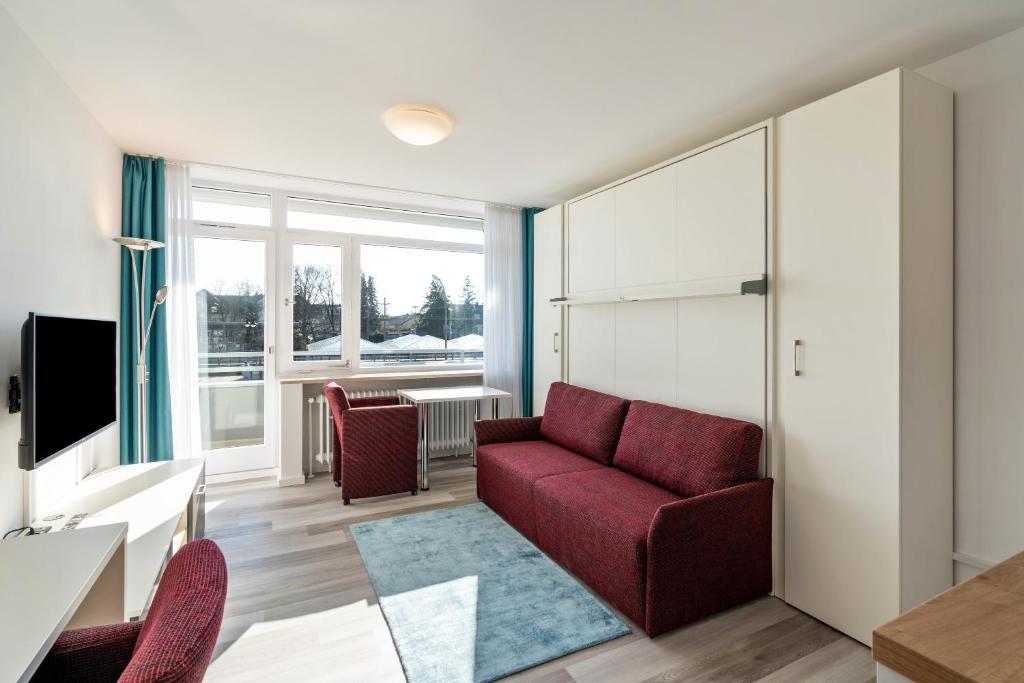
(203, 456), (875, 682)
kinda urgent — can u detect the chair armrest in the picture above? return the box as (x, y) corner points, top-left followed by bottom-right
(34, 621), (143, 682)
(645, 478), (773, 636)
(349, 395), (400, 409)
(342, 405), (418, 459)
(475, 416), (543, 446)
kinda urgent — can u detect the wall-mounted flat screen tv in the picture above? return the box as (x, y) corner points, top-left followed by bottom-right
(19, 313), (117, 470)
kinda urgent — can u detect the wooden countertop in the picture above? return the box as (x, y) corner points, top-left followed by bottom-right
(873, 551), (1024, 682)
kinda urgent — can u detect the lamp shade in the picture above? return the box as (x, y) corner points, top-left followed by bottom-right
(382, 104), (454, 146)
(113, 236), (165, 251)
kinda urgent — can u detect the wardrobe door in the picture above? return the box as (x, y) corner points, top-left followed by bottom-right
(677, 128), (766, 281)
(567, 190), (614, 294)
(777, 70), (902, 645)
(533, 206), (563, 414)
(614, 164), (676, 288)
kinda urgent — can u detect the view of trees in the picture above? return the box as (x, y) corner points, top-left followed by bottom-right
(411, 274), (481, 340)
(198, 266), (482, 355)
(291, 264), (340, 351)
(361, 272), (386, 342)
(361, 271), (481, 342)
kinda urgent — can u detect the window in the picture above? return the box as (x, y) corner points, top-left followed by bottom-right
(193, 187), (272, 226)
(191, 181), (484, 375)
(288, 197), (483, 245)
(360, 244), (483, 367)
(289, 243), (344, 364)
(194, 237), (267, 451)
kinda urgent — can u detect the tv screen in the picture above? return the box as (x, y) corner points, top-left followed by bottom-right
(20, 314), (117, 470)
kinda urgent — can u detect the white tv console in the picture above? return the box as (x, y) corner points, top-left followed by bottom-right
(30, 458), (206, 618)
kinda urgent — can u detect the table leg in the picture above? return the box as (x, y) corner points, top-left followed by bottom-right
(492, 397), (500, 420)
(472, 400), (480, 467)
(419, 402), (430, 491)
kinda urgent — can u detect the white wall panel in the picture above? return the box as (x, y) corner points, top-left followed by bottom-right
(567, 190), (614, 294)
(678, 129), (766, 281)
(676, 296), (764, 426)
(614, 301), (677, 404)
(566, 305), (616, 395)
(614, 165), (676, 288)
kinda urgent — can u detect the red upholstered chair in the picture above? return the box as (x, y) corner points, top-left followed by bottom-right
(323, 382), (419, 504)
(33, 538), (228, 683)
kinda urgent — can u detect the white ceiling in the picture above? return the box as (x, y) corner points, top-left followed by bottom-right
(4, 1), (1024, 208)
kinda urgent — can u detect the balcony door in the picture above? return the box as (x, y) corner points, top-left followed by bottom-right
(194, 229), (276, 474)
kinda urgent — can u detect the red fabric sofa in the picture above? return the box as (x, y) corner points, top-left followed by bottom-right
(475, 382), (773, 637)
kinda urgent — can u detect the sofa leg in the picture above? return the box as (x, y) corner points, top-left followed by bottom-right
(343, 498), (350, 505)
(411, 489), (418, 496)
(334, 481), (341, 488)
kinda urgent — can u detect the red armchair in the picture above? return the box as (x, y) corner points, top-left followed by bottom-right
(323, 382), (419, 504)
(33, 538), (228, 682)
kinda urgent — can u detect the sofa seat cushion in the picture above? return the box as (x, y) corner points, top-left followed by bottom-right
(476, 440), (605, 541)
(533, 468), (681, 626)
(613, 400), (763, 498)
(539, 382), (631, 465)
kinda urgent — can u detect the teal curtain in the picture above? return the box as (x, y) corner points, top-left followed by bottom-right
(120, 156), (172, 464)
(521, 208), (539, 416)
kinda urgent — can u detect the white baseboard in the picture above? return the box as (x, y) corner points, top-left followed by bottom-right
(277, 474), (307, 487)
(952, 551), (998, 571)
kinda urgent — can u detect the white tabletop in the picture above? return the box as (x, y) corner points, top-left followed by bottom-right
(33, 458), (204, 617)
(0, 523), (127, 683)
(398, 386), (512, 403)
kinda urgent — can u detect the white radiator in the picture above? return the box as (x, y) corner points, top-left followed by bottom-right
(306, 388), (475, 475)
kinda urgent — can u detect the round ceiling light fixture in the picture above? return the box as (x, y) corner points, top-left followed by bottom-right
(382, 104), (454, 146)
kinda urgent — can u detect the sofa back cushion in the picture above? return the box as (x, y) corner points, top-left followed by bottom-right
(613, 400), (762, 497)
(539, 382), (630, 464)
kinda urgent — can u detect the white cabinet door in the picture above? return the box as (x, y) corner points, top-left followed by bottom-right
(615, 165), (676, 288)
(615, 300), (676, 404)
(567, 304), (616, 395)
(677, 128), (766, 281)
(533, 206), (563, 414)
(778, 70), (902, 645)
(567, 190), (615, 294)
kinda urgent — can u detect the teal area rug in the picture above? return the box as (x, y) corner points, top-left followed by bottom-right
(350, 502), (630, 683)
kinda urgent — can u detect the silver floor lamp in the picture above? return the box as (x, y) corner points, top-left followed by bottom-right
(113, 236), (168, 463)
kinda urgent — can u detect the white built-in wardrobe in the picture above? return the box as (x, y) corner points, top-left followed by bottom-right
(533, 67), (952, 646)
(777, 69), (953, 644)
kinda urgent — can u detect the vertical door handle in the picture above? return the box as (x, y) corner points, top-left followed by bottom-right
(793, 339), (802, 376)
(553, 332), (560, 353)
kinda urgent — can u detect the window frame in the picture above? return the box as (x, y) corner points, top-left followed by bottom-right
(190, 180), (485, 378)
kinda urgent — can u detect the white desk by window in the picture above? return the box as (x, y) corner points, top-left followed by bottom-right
(398, 386), (512, 490)
(31, 458), (206, 618)
(0, 523), (127, 683)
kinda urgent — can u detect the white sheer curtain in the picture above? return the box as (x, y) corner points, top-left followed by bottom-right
(483, 204), (523, 417)
(165, 162), (201, 458)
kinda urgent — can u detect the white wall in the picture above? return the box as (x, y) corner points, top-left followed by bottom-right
(919, 26), (1024, 582)
(0, 6), (122, 534)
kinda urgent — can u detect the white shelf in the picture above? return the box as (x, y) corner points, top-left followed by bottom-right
(551, 273), (766, 306)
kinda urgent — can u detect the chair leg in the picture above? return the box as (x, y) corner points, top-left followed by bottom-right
(343, 498), (350, 505)
(334, 481), (341, 488)
(411, 489), (418, 496)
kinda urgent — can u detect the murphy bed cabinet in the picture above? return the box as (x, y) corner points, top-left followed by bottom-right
(777, 68), (953, 645)
(532, 205), (564, 413)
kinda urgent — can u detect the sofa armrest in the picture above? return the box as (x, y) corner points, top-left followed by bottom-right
(645, 478), (773, 636)
(34, 621), (143, 682)
(475, 416), (543, 446)
(349, 395), (400, 409)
